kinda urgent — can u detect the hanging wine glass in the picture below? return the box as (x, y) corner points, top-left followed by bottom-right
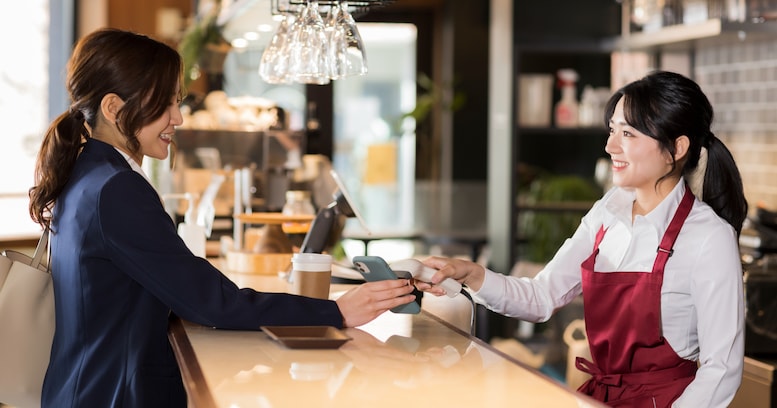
(326, 2), (348, 80)
(335, 1), (368, 77)
(287, 0), (330, 84)
(259, 14), (296, 84)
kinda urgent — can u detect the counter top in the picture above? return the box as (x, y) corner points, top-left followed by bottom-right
(169, 268), (606, 408)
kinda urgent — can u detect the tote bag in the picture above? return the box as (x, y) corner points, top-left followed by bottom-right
(0, 229), (54, 408)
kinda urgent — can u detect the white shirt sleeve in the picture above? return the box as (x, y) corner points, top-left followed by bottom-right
(672, 221), (744, 408)
(473, 199), (606, 322)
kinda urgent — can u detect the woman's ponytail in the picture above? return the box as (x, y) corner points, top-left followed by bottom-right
(28, 109), (89, 229)
(700, 135), (748, 235)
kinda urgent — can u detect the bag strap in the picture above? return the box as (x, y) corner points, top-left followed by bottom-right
(30, 227), (50, 270)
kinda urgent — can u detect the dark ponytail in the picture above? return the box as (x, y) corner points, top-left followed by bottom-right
(701, 135), (748, 235)
(29, 110), (89, 229)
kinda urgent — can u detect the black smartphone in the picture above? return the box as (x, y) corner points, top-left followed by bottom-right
(352, 255), (421, 314)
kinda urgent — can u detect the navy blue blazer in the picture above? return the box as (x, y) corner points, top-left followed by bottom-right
(42, 139), (343, 407)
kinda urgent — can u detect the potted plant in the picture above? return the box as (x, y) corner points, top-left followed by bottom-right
(178, 0), (232, 91)
(519, 174), (601, 263)
(402, 72), (466, 179)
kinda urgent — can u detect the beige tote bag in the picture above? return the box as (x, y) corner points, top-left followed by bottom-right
(0, 229), (54, 408)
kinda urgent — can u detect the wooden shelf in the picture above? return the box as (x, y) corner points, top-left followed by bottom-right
(516, 20), (777, 54)
(618, 19), (777, 51)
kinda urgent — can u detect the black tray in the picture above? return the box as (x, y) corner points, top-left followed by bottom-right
(260, 326), (351, 349)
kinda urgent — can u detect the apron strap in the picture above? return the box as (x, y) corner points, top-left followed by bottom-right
(594, 226), (607, 251)
(654, 185), (695, 267)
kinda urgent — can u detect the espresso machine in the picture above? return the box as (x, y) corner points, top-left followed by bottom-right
(741, 207), (777, 357)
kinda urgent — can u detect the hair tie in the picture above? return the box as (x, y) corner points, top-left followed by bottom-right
(704, 132), (716, 148)
(69, 109), (84, 121)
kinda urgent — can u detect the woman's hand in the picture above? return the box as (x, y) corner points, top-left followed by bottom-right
(417, 256), (486, 293)
(336, 279), (416, 327)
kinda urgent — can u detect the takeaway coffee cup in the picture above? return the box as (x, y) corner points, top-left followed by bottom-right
(291, 253), (332, 299)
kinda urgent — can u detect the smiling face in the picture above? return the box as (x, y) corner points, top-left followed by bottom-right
(605, 98), (674, 194)
(134, 93), (183, 163)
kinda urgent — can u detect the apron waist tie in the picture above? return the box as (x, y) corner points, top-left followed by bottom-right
(576, 357), (697, 387)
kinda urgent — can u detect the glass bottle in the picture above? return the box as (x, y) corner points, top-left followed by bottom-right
(554, 69), (579, 128)
(282, 190), (316, 247)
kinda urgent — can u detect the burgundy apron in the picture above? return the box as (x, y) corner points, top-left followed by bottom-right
(576, 187), (697, 407)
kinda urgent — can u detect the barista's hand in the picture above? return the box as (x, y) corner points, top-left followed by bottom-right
(336, 279), (416, 327)
(418, 257), (486, 293)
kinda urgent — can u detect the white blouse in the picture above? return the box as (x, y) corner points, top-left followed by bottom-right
(113, 147), (151, 182)
(474, 179), (744, 408)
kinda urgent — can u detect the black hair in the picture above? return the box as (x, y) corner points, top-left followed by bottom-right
(604, 70), (748, 234)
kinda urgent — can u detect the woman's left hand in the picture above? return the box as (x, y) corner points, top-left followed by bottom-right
(336, 279), (416, 327)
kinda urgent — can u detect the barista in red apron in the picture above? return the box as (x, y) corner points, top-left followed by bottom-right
(575, 187), (698, 407)
(417, 71), (747, 407)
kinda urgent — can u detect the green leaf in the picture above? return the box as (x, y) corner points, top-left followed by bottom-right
(177, 5), (229, 89)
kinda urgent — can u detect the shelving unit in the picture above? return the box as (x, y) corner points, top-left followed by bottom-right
(507, 0), (620, 266)
(504, 3), (777, 267)
(485, 0), (777, 372)
(488, 0), (777, 273)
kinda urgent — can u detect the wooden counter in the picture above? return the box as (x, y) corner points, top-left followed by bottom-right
(168, 267), (606, 408)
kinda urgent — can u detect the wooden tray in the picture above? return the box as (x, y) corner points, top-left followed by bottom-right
(261, 326), (351, 349)
(236, 212), (315, 225)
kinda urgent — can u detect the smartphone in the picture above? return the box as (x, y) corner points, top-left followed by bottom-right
(352, 255), (421, 314)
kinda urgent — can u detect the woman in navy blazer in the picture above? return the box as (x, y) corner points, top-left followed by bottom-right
(28, 28), (416, 407)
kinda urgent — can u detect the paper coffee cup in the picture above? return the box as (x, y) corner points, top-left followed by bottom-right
(291, 253), (332, 299)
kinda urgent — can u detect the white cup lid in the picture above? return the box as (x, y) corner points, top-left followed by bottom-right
(292, 253), (332, 271)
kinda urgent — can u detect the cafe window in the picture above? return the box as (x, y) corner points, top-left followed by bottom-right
(332, 23), (418, 258)
(0, 0), (51, 240)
